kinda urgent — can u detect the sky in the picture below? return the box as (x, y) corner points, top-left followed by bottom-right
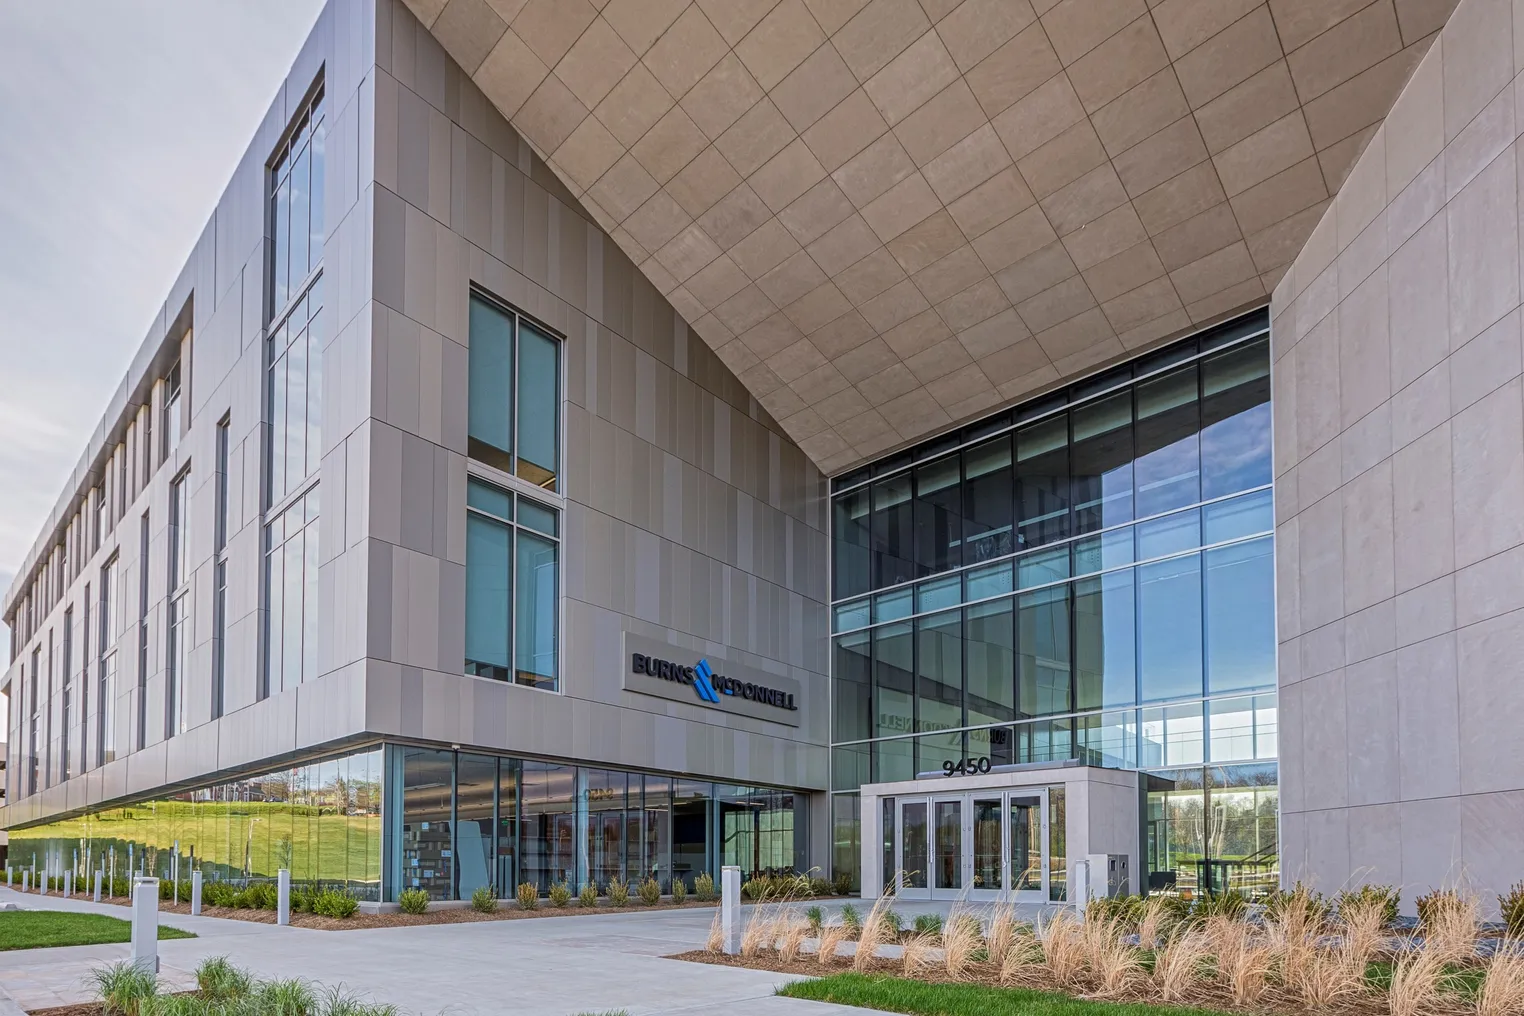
(0, 1), (325, 658)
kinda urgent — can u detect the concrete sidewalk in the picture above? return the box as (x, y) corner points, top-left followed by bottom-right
(0, 886), (843, 1015)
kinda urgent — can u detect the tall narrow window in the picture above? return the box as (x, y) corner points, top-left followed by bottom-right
(265, 84), (326, 698)
(137, 513), (150, 750)
(93, 484), (105, 552)
(166, 474), (190, 737)
(80, 587), (90, 775)
(464, 478), (559, 690)
(213, 418), (230, 718)
(44, 630), (54, 787)
(142, 403), (154, 484)
(466, 292), (561, 491)
(163, 360), (183, 459)
(61, 607), (73, 781)
(26, 653), (38, 795)
(99, 557), (118, 767)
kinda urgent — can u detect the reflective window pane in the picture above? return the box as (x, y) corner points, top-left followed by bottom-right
(965, 598), (1015, 728)
(833, 632), (872, 742)
(516, 322), (559, 490)
(1016, 417), (1069, 547)
(1203, 489), (1273, 544)
(913, 455), (962, 575)
(464, 512), (511, 681)
(916, 575), (961, 612)
(1138, 554), (1202, 702)
(874, 624), (913, 739)
(514, 530), (558, 689)
(1204, 538), (1275, 693)
(1200, 338), (1271, 499)
(1074, 569), (1136, 710)
(1134, 365), (1200, 517)
(467, 295), (515, 472)
(962, 436), (1013, 564)
(1018, 585), (1070, 716)
(871, 476), (915, 587)
(1071, 392), (1133, 533)
(833, 489), (871, 600)
(916, 611), (962, 734)
(965, 561), (1013, 600)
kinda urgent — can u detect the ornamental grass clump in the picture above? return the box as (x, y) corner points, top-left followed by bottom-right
(777, 915), (810, 963)
(1479, 942), (1524, 1016)
(816, 922), (849, 966)
(517, 882), (539, 910)
(195, 957), (252, 1002)
(1150, 926), (1210, 1002)
(705, 912), (724, 953)
(607, 877), (630, 907)
(670, 877), (687, 904)
(638, 877), (661, 906)
(941, 907), (984, 980)
(93, 961), (158, 1016)
(397, 888), (429, 915)
(900, 932), (936, 977)
(579, 882), (599, 907)
(549, 880), (573, 908)
(693, 872), (715, 902)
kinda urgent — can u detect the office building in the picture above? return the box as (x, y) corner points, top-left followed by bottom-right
(3, 0), (1520, 913)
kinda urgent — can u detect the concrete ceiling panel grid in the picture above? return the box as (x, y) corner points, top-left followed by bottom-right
(412, 0), (1455, 474)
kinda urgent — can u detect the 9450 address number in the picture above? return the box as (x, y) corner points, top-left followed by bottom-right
(942, 756), (993, 776)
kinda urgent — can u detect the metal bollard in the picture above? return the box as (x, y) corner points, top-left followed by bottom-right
(721, 866), (742, 956)
(191, 871), (203, 917)
(277, 870), (290, 927)
(20, 872), (27, 893)
(131, 878), (160, 974)
(94, 870), (103, 903)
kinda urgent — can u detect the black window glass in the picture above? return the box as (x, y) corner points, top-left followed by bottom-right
(1071, 391), (1133, 534)
(833, 488), (871, 600)
(965, 597), (1015, 728)
(874, 623), (913, 739)
(833, 632), (872, 742)
(962, 436), (1013, 564)
(1134, 366), (1200, 517)
(1200, 339), (1271, 499)
(870, 476), (914, 588)
(1016, 416), (1069, 548)
(913, 455), (962, 575)
(1018, 584), (1070, 717)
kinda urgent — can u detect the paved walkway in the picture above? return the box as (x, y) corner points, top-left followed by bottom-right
(0, 887), (1060, 1015)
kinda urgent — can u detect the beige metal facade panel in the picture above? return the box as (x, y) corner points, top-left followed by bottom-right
(411, 0), (1456, 473)
(1270, 0), (1524, 912)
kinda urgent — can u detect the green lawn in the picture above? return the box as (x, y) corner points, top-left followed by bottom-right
(0, 912), (195, 951)
(777, 973), (1237, 1016)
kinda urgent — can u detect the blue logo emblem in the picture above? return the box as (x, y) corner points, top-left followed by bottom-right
(693, 659), (721, 703)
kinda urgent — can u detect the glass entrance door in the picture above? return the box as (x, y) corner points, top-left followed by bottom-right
(892, 789), (1048, 901)
(931, 798), (964, 898)
(1010, 793), (1047, 900)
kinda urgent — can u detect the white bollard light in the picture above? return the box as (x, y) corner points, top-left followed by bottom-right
(20, 872), (27, 893)
(721, 866), (742, 956)
(131, 877), (160, 974)
(191, 871), (203, 917)
(277, 869), (291, 927)
(94, 870), (103, 903)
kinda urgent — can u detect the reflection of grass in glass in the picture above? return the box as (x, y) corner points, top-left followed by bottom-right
(11, 799), (381, 888)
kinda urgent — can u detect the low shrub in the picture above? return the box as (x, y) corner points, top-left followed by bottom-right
(808, 877), (834, 897)
(806, 905), (824, 931)
(465, 885), (496, 914)
(1191, 889), (1247, 922)
(1501, 881), (1524, 936)
(398, 888), (430, 915)
(290, 884), (318, 914)
(1336, 883), (1400, 926)
(840, 904), (862, 933)
(831, 872), (854, 897)
(549, 881), (573, 908)
(203, 881), (240, 909)
(517, 882), (539, 911)
(693, 873), (716, 902)
(880, 908), (904, 937)
(638, 877), (662, 906)
(608, 877), (630, 907)
(1263, 881), (1330, 926)
(913, 913), (943, 936)
(253, 977), (315, 1016)
(742, 872), (811, 901)
(314, 888), (359, 919)
(579, 882), (599, 907)
(1416, 888), (1461, 929)
(670, 878), (687, 904)
(1087, 894), (1145, 926)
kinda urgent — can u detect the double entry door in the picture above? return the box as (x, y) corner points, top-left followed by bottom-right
(894, 789), (1049, 901)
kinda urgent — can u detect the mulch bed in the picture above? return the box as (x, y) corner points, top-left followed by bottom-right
(29, 1004), (109, 1016)
(81, 894), (731, 930)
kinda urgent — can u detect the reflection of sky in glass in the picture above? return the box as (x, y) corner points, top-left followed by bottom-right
(1202, 403), (1272, 498)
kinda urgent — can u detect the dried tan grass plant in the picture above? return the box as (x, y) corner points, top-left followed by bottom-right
(1083, 915), (1143, 997)
(815, 922), (848, 966)
(1039, 910), (1090, 990)
(853, 894), (896, 973)
(1425, 891), (1481, 966)
(1387, 944), (1451, 1016)
(942, 905), (984, 980)
(1341, 894), (1390, 967)
(1152, 928), (1211, 1003)
(1477, 941), (1524, 1016)
(740, 904), (775, 958)
(1137, 895), (1171, 950)
(901, 932), (936, 977)
(999, 925), (1046, 985)
(986, 900), (1019, 964)
(1295, 937), (1369, 1010)
(705, 911), (723, 953)
(1214, 922), (1275, 1007)
(777, 916), (810, 964)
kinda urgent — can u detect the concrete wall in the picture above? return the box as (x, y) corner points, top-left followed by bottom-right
(355, 0), (832, 797)
(3, 0), (831, 871)
(1271, 0), (1524, 913)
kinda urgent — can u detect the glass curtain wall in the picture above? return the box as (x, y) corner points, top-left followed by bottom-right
(388, 745), (807, 902)
(828, 311), (1278, 894)
(8, 746), (382, 899)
